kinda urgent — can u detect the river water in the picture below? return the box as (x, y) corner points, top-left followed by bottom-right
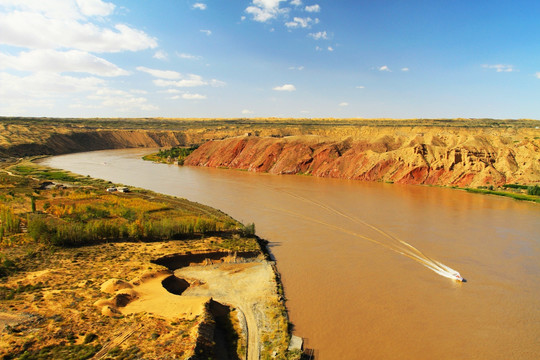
(41, 148), (540, 359)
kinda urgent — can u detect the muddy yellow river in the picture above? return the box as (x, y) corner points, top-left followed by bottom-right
(41, 148), (540, 359)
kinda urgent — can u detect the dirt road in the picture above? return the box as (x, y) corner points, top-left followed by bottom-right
(175, 261), (276, 360)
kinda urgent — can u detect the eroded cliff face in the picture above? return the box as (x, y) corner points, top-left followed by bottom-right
(0, 130), (190, 156)
(1, 120), (538, 187)
(184, 129), (540, 187)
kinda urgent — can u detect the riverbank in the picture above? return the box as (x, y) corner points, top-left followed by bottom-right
(0, 159), (300, 359)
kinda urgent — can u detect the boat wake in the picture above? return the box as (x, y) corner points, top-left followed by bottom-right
(270, 188), (464, 282)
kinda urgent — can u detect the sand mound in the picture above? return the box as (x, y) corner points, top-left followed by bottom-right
(96, 271), (208, 320)
(131, 270), (171, 286)
(100, 278), (133, 294)
(101, 305), (122, 317)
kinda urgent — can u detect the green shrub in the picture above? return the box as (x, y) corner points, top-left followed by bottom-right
(0, 255), (18, 278)
(1, 206), (21, 234)
(241, 223), (256, 236)
(83, 333), (98, 344)
(503, 184), (529, 190)
(27, 214), (50, 242)
(16, 344), (101, 360)
(527, 184), (540, 196)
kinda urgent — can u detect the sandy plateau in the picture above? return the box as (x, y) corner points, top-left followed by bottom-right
(1, 240), (290, 359)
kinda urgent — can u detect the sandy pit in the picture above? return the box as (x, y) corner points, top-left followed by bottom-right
(93, 259), (284, 360)
(95, 270), (210, 320)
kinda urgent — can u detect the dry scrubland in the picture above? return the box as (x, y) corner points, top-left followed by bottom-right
(0, 160), (296, 360)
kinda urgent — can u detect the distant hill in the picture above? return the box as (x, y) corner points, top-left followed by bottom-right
(1, 117), (539, 186)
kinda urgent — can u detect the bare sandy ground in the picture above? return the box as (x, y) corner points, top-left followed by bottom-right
(175, 261), (277, 360)
(93, 260), (281, 359)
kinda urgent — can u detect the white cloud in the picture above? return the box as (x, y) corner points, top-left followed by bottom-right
(0, 2), (162, 115)
(308, 31), (328, 40)
(305, 4), (320, 13)
(356, 86), (365, 89)
(0, 71), (104, 98)
(273, 84), (296, 91)
(192, 3), (207, 10)
(378, 65), (391, 72)
(314, 46), (332, 52)
(0, 0), (82, 20)
(245, 0), (288, 23)
(137, 66), (181, 80)
(285, 16), (316, 28)
(200, 29), (212, 36)
(339, 102), (348, 106)
(289, 66), (304, 70)
(89, 88), (158, 111)
(210, 79), (226, 87)
(76, 0), (115, 17)
(536, 72), (540, 79)
(482, 64), (515, 72)
(242, 109), (254, 114)
(153, 50), (168, 60)
(130, 89), (147, 94)
(0, 49), (129, 76)
(182, 93), (206, 100)
(152, 74), (224, 88)
(177, 52), (201, 60)
(1, 97), (56, 115)
(290, 0), (302, 6)
(0, 9), (157, 53)
(159, 89), (182, 94)
(401, 67), (409, 72)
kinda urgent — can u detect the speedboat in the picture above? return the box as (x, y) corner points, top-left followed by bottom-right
(452, 272), (464, 282)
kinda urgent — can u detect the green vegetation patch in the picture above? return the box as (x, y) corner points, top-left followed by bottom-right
(8, 344), (101, 360)
(142, 145), (198, 165)
(465, 187), (540, 203)
(0, 282), (44, 300)
(502, 184), (529, 190)
(0, 159), (244, 248)
(0, 254), (18, 278)
(11, 165), (78, 182)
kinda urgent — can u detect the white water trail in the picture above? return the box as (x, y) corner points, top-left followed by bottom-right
(270, 187), (464, 281)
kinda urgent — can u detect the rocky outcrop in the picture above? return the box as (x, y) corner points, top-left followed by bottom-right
(184, 132), (540, 187)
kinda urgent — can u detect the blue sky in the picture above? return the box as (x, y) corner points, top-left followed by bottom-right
(0, 0), (539, 119)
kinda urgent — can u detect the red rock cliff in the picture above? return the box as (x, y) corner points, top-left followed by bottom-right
(184, 132), (540, 187)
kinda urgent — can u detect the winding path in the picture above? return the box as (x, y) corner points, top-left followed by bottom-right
(175, 262), (275, 360)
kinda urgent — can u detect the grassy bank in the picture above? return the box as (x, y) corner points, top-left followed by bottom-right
(463, 184), (540, 203)
(464, 188), (540, 203)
